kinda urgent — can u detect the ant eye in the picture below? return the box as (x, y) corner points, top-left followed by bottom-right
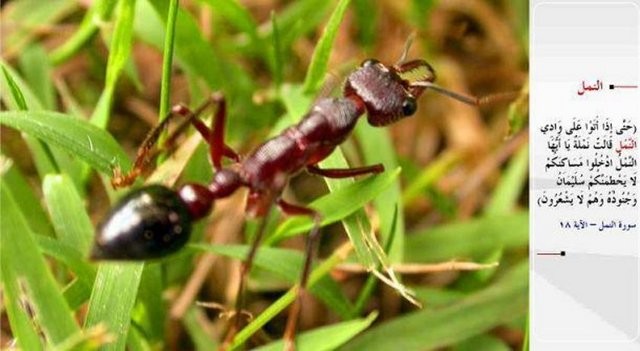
(361, 59), (379, 67)
(402, 97), (417, 116)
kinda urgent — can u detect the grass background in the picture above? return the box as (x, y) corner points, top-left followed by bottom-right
(1, 0), (529, 350)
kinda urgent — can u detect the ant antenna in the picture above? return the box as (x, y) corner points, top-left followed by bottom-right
(396, 32), (416, 65)
(411, 81), (478, 105)
(411, 81), (519, 106)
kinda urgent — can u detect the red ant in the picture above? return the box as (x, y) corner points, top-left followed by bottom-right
(90, 44), (502, 350)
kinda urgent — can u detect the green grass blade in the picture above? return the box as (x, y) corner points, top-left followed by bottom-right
(404, 212), (529, 263)
(339, 262), (528, 351)
(0, 64), (59, 177)
(104, 0), (137, 98)
(191, 244), (354, 319)
(510, 1), (529, 54)
(55, 75), (87, 118)
(84, 263), (145, 350)
(15, 45), (90, 188)
(485, 144), (529, 215)
(423, 186), (457, 218)
(402, 150), (460, 204)
(411, 287), (466, 308)
(455, 335), (511, 351)
(157, 0), (179, 124)
(9, 51), (86, 187)
(0, 180), (81, 345)
(198, 0), (267, 65)
(302, 0), (351, 94)
(0, 60), (43, 110)
(43, 174), (94, 253)
(135, 0), (254, 97)
(317, 157), (392, 272)
(37, 236), (97, 289)
(0, 110), (131, 174)
(2, 263), (43, 351)
(355, 121), (405, 261)
(351, 207), (398, 316)
(90, 0), (137, 128)
(522, 314), (530, 351)
(235, 291), (298, 349)
(51, 326), (113, 351)
(19, 44), (56, 109)
(260, 0), (331, 48)
(138, 0), (233, 90)
(407, 0), (437, 30)
(50, 0), (118, 65)
(2, 65), (28, 110)
(0, 63), (59, 177)
(199, 0), (259, 38)
(183, 307), (219, 350)
(3, 0), (77, 58)
(269, 167), (400, 242)
(139, 0), (261, 129)
(230, 244), (352, 348)
(126, 328), (154, 351)
(270, 11), (283, 90)
(134, 265), (166, 345)
(469, 143), (529, 282)
(507, 82), (529, 136)
(352, 0), (378, 50)
(63, 280), (93, 311)
(255, 312), (378, 351)
(0, 155), (55, 237)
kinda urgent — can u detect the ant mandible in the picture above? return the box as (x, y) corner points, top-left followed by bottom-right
(90, 42), (496, 350)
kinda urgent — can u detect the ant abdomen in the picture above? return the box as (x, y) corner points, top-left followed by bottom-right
(91, 185), (193, 260)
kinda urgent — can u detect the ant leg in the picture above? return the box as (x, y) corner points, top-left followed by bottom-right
(171, 93), (240, 167)
(111, 94), (236, 188)
(307, 163), (384, 178)
(276, 199), (322, 351)
(169, 111), (240, 163)
(209, 92), (229, 170)
(111, 109), (178, 188)
(219, 200), (275, 351)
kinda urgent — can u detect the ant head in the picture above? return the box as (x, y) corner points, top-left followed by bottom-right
(90, 185), (195, 260)
(344, 58), (436, 126)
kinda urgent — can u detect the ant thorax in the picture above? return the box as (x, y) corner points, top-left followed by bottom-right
(240, 97), (360, 191)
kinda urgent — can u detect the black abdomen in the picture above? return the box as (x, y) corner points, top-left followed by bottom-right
(91, 185), (192, 260)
